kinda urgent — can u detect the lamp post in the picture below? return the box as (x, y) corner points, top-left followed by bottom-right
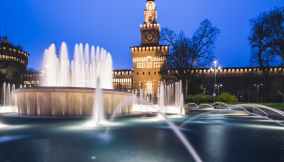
(210, 60), (222, 102)
(253, 83), (264, 102)
(216, 83), (223, 96)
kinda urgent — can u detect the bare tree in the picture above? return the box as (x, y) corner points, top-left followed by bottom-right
(161, 19), (219, 70)
(249, 7), (284, 67)
(160, 19), (220, 96)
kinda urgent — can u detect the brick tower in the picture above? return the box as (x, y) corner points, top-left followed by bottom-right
(131, 0), (169, 99)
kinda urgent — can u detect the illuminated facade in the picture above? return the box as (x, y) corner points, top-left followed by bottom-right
(131, 0), (168, 98)
(0, 36), (29, 84)
(113, 69), (133, 90)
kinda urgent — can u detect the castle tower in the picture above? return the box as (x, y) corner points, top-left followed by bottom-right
(131, 0), (169, 100)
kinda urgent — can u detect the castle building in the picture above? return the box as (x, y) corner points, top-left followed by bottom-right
(0, 36), (29, 84)
(8, 0), (284, 102)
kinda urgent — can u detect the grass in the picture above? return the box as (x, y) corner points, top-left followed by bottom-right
(262, 103), (284, 110)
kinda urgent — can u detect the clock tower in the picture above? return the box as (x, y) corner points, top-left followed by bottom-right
(131, 0), (169, 101)
(141, 0), (160, 46)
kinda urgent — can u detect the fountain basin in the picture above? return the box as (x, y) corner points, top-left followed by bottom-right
(15, 87), (132, 117)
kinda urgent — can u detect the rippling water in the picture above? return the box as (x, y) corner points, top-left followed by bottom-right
(0, 114), (283, 162)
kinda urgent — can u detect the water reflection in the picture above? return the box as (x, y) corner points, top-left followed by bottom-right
(0, 114), (283, 162)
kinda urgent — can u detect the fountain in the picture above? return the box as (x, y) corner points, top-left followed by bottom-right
(1, 82), (16, 107)
(41, 42), (113, 88)
(93, 77), (105, 125)
(156, 81), (185, 114)
(14, 42), (132, 119)
(158, 81), (165, 111)
(7, 42), (197, 161)
(104, 95), (202, 162)
(0, 82), (17, 113)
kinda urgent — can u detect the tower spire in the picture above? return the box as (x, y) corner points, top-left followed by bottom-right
(140, 0), (160, 46)
(144, 0), (157, 24)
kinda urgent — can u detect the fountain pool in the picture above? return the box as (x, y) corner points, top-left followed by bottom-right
(0, 112), (283, 162)
(15, 87), (132, 117)
(13, 42), (132, 119)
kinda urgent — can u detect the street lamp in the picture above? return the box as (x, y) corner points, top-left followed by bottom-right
(210, 60), (222, 102)
(253, 83), (264, 102)
(216, 83), (223, 96)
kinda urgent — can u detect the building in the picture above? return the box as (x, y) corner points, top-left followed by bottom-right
(112, 0), (284, 102)
(166, 67), (284, 102)
(113, 69), (133, 91)
(0, 36), (29, 85)
(7, 0), (284, 103)
(0, 36), (29, 104)
(131, 0), (168, 98)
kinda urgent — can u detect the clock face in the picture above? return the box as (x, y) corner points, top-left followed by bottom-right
(146, 33), (154, 41)
(142, 30), (159, 45)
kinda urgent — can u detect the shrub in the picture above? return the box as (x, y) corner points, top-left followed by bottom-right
(216, 92), (238, 103)
(186, 94), (213, 104)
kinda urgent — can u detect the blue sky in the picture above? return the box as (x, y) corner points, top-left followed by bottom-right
(1, 0), (284, 70)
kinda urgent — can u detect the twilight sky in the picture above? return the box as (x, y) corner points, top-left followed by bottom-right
(1, 0), (284, 70)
